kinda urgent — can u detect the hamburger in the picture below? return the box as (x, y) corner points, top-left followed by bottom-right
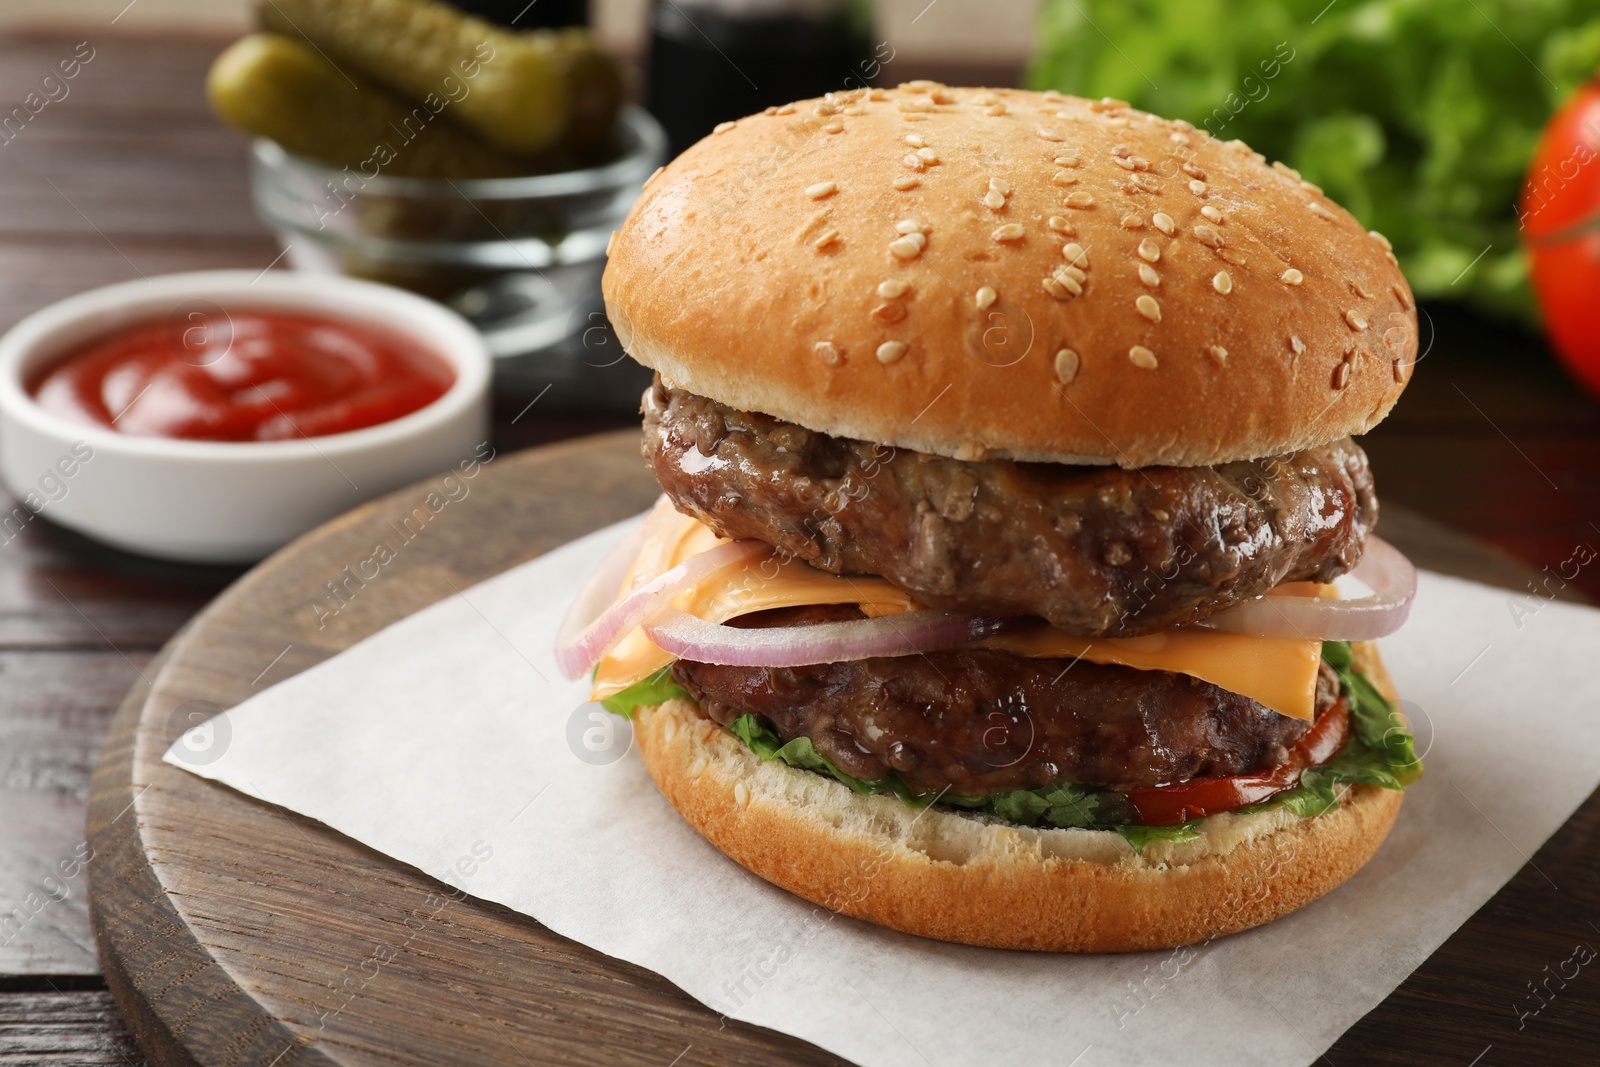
(561, 85), (1422, 952)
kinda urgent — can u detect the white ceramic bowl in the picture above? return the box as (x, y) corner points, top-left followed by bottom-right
(0, 270), (490, 563)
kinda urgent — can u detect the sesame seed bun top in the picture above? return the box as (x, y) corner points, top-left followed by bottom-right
(602, 85), (1417, 468)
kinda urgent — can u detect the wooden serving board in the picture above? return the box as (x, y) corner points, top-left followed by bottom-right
(87, 431), (1600, 1066)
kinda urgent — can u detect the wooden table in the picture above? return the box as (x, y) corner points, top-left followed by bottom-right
(0, 31), (1595, 1065)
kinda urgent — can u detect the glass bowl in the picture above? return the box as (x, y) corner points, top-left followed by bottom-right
(249, 105), (665, 406)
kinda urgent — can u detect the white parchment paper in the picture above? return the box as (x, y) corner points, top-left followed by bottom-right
(166, 516), (1600, 1067)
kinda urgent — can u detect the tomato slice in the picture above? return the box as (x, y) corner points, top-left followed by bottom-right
(1123, 699), (1351, 826)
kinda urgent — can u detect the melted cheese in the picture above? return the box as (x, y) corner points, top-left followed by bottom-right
(591, 508), (1325, 720)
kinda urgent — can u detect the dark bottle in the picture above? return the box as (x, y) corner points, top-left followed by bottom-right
(648, 0), (881, 157)
(447, 0), (589, 29)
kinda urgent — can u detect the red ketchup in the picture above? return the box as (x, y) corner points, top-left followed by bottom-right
(30, 311), (455, 441)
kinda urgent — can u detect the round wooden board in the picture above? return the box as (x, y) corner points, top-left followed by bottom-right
(85, 431), (1577, 1067)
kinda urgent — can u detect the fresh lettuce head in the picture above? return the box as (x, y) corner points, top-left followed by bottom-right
(1028, 0), (1600, 323)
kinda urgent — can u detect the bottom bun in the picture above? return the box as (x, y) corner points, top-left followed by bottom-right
(632, 642), (1406, 953)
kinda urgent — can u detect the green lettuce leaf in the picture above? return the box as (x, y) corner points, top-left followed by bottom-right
(1027, 0), (1600, 324)
(599, 667), (687, 719)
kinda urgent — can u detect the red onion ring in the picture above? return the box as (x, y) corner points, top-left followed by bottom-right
(1196, 535), (1416, 641)
(554, 539), (767, 680)
(553, 521), (649, 677)
(643, 607), (1011, 667)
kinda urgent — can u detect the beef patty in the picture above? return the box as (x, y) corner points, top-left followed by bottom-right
(674, 608), (1340, 795)
(643, 378), (1378, 637)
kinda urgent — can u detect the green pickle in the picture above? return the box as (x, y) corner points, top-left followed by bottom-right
(256, 0), (573, 156)
(207, 33), (533, 179)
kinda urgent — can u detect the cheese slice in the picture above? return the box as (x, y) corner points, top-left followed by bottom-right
(591, 508), (1325, 720)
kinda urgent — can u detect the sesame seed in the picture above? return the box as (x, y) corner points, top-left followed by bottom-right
(903, 114), (929, 122)
(1042, 269), (1082, 299)
(1289, 335), (1306, 356)
(714, 121), (737, 134)
(824, 121), (844, 134)
(1062, 264), (1086, 283)
(1200, 205), (1223, 223)
(878, 279), (910, 298)
(1218, 248), (1247, 266)
(1173, 119), (1195, 132)
(1181, 163), (1206, 180)
(902, 153), (926, 172)
(931, 89), (956, 105)
(916, 146), (939, 163)
(975, 286), (997, 310)
(992, 223), (1025, 242)
(1129, 345), (1158, 369)
(905, 133), (926, 147)
(1228, 139), (1251, 153)
(1121, 214), (1145, 230)
(1112, 156), (1138, 171)
(1137, 238), (1161, 263)
(1038, 127), (1065, 141)
(1208, 345), (1228, 366)
(1047, 216), (1075, 234)
(1171, 132), (1191, 145)
(907, 231), (926, 248)
(1054, 348), (1081, 384)
(644, 166), (664, 187)
(1052, 170), (1080, 186)
(989, 177), (1011, 195)
(805, 181), (837, 200)
(1152, 212), (1175, 235)
(734, 781), (750, 806)
(1393, 282), (1412, 310)
(1064, 191), (1095, 208)
(1193, 224), (1224, 249)
(1333, 362), (1351, 389)
(984, 103), (1006, 116)
(1130, 173), (1160, 192)
(1138, 264), (1160, 287)
(889, 237), (922, 259)
(983, 189), (1006, 210)
(898, 97), (933, 112)
(1054, 154), (1081, 167)
(814, 229), (840, 249)
(1393, 358), (1407, 383)
(1351, 279), (1372, 299)
(1308, 201), (1335, 220)
(1273, 161), (1301, 180)
(1062, 242), (1088, 267)
(1188, 180), (1208, 197)
(841, 105), (864, 115)
(1135, 294), (1161, 322)
(1301, 179), (1324, 195)
(1106, 117), (1131, 128)
(814, 341), (841, 365)
(970, 92), (998, 106)
(605, 231), (616, 255)
(1385, 251), (1399, 265)
(1110, 144), (1131, 158)
(776, 104), (796, 115)
(871, 301), (907, 324)
(1345, 309), (1369, 331)
(1369, 230), (1393, 251)
(893, 176), (921, 191)
(1281, 268), (1304, 285)
(1212, 270), (1232, 294)
(876, 341), (907, 364)
(895, 218), (925, 234)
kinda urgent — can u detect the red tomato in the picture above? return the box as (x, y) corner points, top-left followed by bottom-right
(1122, 699), (1350, 826)
(1521, 80), (1600, 400)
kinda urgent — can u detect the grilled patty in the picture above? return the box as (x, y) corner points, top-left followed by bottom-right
(642, 378), (1377, 637)
(673, 605), (1340, 795)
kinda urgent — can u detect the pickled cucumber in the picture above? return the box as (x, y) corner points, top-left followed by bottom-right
(257, 0), (572, 156)
(207, 33), (536, 179)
